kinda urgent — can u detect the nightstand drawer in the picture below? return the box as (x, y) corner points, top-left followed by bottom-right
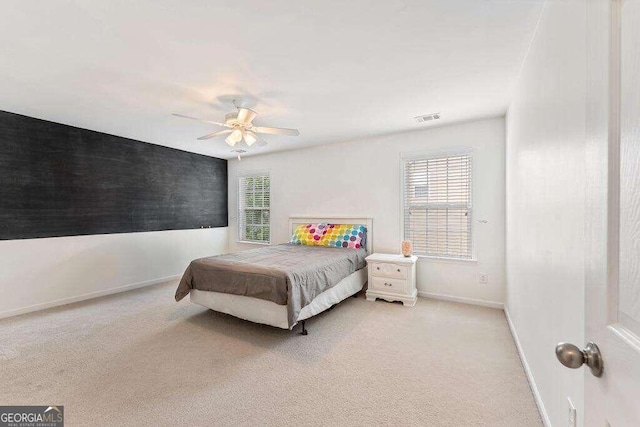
(370, 262), (408, 279)
(371, 277), (407, 294)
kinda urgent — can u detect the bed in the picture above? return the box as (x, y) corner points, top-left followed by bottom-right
(175, 216), (373, 334)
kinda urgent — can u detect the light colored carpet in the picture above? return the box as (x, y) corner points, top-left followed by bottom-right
(0, 282), (541, 426)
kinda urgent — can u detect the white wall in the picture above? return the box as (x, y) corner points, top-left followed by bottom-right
(505, 1), (586, 426)
(229, 117), (506, 306)
(0, 228), (228, 318)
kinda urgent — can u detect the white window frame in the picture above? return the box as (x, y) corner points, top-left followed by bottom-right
(237, 171), (271, 245)
(400, 148), (475, 261)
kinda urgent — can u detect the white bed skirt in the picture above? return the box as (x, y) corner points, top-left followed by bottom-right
(190, 267), (368, 329)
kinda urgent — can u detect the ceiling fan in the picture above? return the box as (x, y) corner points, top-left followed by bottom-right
(172, 102), (300, 149)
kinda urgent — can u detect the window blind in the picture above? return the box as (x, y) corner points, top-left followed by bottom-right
(238, 173), (270, 244)
(402, 152), (472, 259)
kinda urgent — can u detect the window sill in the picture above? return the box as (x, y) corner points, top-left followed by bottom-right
(417, 255), (478, 264)
(237, 240), (271, 246)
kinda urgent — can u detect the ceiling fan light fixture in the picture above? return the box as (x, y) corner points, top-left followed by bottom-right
(225, 134), (238, 146)
(230, 128), (243, 142)
(172, 104), (299, 149)
(244, 131), (257, 146)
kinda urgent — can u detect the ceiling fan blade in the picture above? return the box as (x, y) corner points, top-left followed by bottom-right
(197, 129), (232, 140)
(253, 126), (300, 136)
(172, 113), (228, 127)
(236, 108), (257, 125)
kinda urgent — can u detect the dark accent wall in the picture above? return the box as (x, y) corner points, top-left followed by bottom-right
(0, 110), (228, 240)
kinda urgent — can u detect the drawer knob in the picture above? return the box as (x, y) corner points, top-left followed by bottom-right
(397, 268), (401, 272)
(385, 282), (392, 286)
(377, 267), (380, 270)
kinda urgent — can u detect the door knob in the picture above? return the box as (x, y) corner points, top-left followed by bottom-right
(555, 342), (603, 377)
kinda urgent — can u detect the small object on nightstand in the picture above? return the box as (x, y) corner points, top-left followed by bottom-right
(365, 253), (418, 306)
(401, 240), (413, 257)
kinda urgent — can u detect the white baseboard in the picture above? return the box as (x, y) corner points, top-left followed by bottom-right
(0, 274), (181, 320)
(417, 291), (504, 309)
(504, 307), (551, 427)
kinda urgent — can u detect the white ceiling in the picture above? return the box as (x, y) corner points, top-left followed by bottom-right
(0, 1), (543, 159)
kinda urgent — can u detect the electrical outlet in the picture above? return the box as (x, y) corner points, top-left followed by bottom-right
(479, 273), (488, 284)
(567, 397), (576, 427)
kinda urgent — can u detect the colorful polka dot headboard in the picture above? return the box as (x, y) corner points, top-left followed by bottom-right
(288, 216), (373, 254)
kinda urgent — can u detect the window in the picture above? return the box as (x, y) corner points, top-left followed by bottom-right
(402, 151), (472, 259)
(238, 172), (270, 244)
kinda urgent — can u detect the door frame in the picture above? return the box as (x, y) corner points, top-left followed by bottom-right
(584, 0), (615, 424)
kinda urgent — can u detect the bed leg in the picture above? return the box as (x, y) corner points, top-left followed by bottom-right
(300, 320), (308, 336)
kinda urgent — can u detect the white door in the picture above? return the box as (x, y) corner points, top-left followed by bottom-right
(579, 0), (640, 425)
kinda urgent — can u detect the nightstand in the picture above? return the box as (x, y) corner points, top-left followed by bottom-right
(365, 253), (418, 306)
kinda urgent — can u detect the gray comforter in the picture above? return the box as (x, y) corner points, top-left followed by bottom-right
(175, 244), (367, 328)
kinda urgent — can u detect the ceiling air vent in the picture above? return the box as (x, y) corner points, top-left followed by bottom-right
(414, 113), (441, 124)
